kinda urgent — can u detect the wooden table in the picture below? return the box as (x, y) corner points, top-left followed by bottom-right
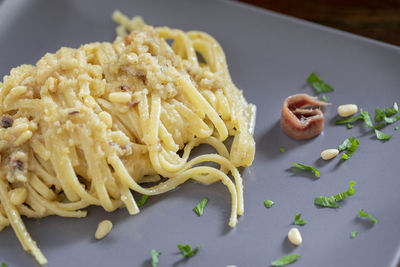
(238, 0), (400, 47)
(238, 1), (400, 266)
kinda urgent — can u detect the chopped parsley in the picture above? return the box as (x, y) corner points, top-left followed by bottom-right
(359, 209), (378, 224)
(338, 137), (359, 160)
(346, 123), (354, 129)
(335, 115), (363, 125)
(307, 72), (335, 93)
(291, 162), (320, 178)
(137, 194), (149, 207)
(320, 95), (329, 102)
(361, 111), (374, 128)
(395, 126), (399, 131)
(314, 181), (355, 208)
(375, 102), (399, 122)
(294, 213), (307, 225)
(151, 250), (161, 267)
(271, 253), (300, 266)
(193, 197), (208, 216)
(374, 129), (392, 141)
(350, 231), (358, 239)
(177, 243), (201, 258)
(314, 196), (339, 208)
(279, 147), (285, 153)
(375, 103), (400, 125)
(1, 263), (7, 267)
(264, 200), (274, 208)
(384, 114), (400, 124)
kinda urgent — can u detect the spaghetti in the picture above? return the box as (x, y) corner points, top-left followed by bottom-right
(0, 11), (256, 265)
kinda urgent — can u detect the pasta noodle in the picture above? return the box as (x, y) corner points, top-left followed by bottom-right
(0, 11), (256, 265)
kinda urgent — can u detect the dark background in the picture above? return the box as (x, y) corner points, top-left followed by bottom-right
(237, 0), (400, 47)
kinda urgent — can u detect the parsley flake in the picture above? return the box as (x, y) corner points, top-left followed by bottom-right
(359, 209), (378, 224)
(137, 194), (149, 207)
(294, 213), (307, 225)
(307, 72), (335, 93)
(151, 250), (161, 267)
(1, 263), (7, 267)
(177, 243), (201, 258)
(291, 162), (320, 178)
(375, 103), (400, 124)
(279, 147), (285, 153)
(374, 129), (392, 141)
(193, 197), (208, 216)
(264, 200), (274, 208)
(338, 137), (359, 160)
(346, 123), (354, 129)
(335, 115), (363, 125)
(361, 111), (374, 128)
(384, 114), (400, 124)
(271, 253), (300, 266)
(320, 95), (329, 102)
(314, 181), (355, 208)
(350, 231), (358, 239)
(314, 196), (339, 208)
(395, 126), (399, 131)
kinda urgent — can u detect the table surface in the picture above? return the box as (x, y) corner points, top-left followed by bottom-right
(238, 0), (400, 47)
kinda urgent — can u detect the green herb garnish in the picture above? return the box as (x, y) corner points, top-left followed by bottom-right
(264, 200), (274, 208)
(279, 147), (285, 153)
(386, 102), (398, 115)
(335, 115), (363, 125)
(346, 123), (354, 129)
(307, 72), (334, 93)
(193, 197), (208, 216)
(374, 129), (392, 140)
(320, 95), (329, 102)
(291, 162), (320, 178)
(375, 103), (399, 124)
(361, 111), (374, 128)
(384, 114), (400, 124)
(314, 196), (339, 208)
(338, 137), (359, 160)
(294, 213), (307, 225)
(271, 253), (300, 266)
(1, 263), (7, 267)
(395, 126), (399, 131)
(359, 209), (378, 224)
(177, 243), (201, 258)
(137, 194), (149, 207)
(350, 231), (358, 239)
(151, 250), (161, 267)
(314, 181), (355, 208)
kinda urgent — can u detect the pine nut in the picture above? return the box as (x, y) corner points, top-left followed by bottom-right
(337, 104), (358, 117)
(288, 227), (302, 246)
(320, 148), (339, 160)
(95, 220), (113, 240)
(9, 187), (28, 206)
(109, 92), (131, 104)
(98, 111), (113, 128)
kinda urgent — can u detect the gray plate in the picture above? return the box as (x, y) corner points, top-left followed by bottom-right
(1, 0), (400, 266)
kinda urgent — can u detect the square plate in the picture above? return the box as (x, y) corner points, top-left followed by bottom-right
(0, 0), (399, 266)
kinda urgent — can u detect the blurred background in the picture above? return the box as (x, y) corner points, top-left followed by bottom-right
(237, 0), (400, 46)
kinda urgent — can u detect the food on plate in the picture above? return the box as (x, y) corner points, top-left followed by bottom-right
(271, 253), (300, 266)
(320, 148), (339, 160)
(280, 93), (328, 140)
(337, 104), (358, 117)
(94, 219), (113, 240)
(288, 227), (302, 246)
(0, 11), (256, 265)
(291, 162), (320, 178)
